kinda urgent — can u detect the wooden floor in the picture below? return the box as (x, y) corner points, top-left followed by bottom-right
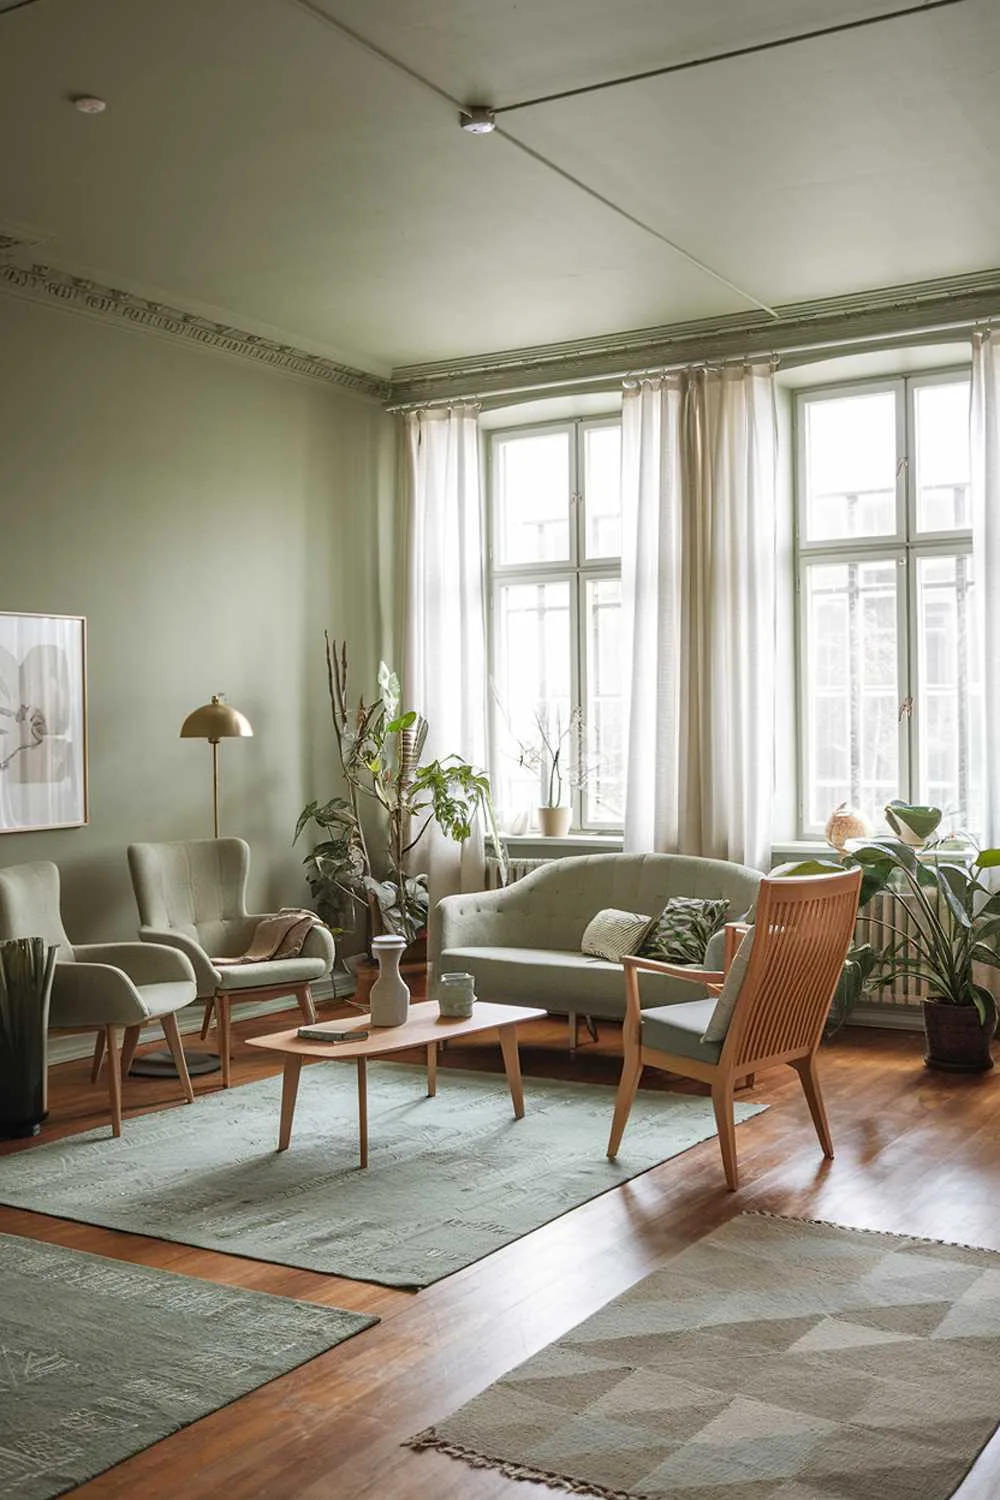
(2, 992), (999, 1500)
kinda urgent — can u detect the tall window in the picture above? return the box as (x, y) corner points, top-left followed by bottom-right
(796, 371), (979, 837)
(488, 417), (623, 830)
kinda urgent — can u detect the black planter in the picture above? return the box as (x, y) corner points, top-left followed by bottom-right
(0, 938), (56, 1138)
(922, 998), (996, 1073)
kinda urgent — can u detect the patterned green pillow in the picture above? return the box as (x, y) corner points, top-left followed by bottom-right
(638, 896), (730, 965)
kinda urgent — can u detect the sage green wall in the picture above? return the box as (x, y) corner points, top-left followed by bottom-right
(0, 292), (398, 940)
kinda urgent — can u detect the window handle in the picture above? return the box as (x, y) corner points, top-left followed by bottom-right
(898, 695), (913, 722)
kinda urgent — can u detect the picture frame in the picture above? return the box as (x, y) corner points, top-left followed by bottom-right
(0, 612), (88, 833)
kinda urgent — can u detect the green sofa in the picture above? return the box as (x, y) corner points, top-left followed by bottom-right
(433, 852), (762, 1041)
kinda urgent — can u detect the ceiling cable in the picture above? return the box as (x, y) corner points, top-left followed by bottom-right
(494, 0), (969, 116)
(286, 0), (777, 317)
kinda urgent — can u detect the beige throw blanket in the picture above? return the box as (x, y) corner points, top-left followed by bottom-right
(216, 909), (322, 966)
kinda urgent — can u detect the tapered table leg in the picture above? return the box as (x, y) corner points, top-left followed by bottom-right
(426, 1041), (437, 1097)
(357, 1056), (368, 1168)
(497, 1024), (525, 1119)
(277, 1055), (302, 1151)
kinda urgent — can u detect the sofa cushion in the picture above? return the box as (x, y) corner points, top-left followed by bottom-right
(639, 896), (730, 964)
(441, 945), (696, 1018)
(701, 925), (755, 1043)
(581, 908), (653, 962)
(641, 998), (723, 1065)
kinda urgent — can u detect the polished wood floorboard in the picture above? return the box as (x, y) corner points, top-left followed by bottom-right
(2, 991), (999, 1499)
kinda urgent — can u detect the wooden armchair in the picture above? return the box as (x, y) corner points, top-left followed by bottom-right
(607, 868), (862, 1189)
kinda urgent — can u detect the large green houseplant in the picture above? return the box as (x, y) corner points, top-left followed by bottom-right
(295, 637), (506, 949)
(782, 830), (1000, 1071)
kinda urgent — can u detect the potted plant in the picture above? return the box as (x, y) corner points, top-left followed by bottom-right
(295, 637), (507, 958)
(883, 799), (943, 848)
(510, 704), (586, 837)
(778, 829), (1000, 1071)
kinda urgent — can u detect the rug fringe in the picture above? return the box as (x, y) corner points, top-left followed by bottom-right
(742, 1209), (993, 1255)
(405, 1429), (636, 1499)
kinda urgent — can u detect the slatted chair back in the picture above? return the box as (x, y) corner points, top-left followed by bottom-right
(722, 868), (862, 1074)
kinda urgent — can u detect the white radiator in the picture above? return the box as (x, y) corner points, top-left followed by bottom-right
(484, 855), (549, 890)
(854, 890), (925, 1006)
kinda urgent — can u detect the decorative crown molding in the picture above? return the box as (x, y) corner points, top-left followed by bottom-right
(389, 267), (1000, 405)
(0, 256), (391, 401)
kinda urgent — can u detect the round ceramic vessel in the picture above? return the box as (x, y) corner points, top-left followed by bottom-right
(439, 971), (475, 1019)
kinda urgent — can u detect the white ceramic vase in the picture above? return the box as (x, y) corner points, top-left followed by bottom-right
(369, 935), (410, 1027)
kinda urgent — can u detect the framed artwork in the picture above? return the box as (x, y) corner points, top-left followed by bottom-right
(0, 613), (88, 833)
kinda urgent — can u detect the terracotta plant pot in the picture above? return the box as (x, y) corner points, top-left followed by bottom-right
(922, 998), (995, 1073)
(537, 805), (572, 837)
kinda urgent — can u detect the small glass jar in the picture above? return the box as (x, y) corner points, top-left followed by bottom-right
(438, 970), (476, 1018)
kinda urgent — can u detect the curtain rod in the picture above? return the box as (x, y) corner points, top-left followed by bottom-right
(386, 316), (988, 412)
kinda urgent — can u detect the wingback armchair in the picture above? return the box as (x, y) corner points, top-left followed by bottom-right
(0, 860), (198, 1136)
(127, 838), (335, 1087)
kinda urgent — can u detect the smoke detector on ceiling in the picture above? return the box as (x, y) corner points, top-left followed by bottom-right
(73, 96), (107, 114)
(459, 106), (496, 134)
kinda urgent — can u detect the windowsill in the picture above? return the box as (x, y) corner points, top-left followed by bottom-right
(770, 840), (834, 862)
(503, 832), (623, 852)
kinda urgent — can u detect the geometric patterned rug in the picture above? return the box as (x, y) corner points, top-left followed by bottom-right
(408, 1213), (1000, 1499)
(0, 1232), (375, 1500)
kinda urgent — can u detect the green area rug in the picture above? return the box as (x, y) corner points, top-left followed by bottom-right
(0, 1231), (374, 1500)
(409, 1213), (1000, 1499)
(0, 1065), (764, 1288)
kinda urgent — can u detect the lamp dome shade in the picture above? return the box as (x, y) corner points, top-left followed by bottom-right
(180, 694), (253, 741)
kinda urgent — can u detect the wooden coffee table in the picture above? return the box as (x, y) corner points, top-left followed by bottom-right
(246, 1000), (546, 1168)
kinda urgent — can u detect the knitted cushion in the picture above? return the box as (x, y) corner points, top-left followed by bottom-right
(638, 896), (730, 965)
(580, 908), (653, 963)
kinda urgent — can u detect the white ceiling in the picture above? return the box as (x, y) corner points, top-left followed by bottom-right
(1, 0), (998, 376)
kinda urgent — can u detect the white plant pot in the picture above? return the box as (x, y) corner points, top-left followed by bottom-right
(369, 936), (410, 1027)
(537, 805), (572, 837)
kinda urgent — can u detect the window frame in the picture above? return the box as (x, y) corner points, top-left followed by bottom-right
(486, 413), (623, 833)
(794, 366), (973, 839)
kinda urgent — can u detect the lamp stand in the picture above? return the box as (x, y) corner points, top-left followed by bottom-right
(211, 738), (221, 838)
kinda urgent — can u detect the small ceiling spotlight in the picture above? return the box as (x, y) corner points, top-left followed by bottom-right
(72, 95), (107, 114)
(459, 105), (496, 134)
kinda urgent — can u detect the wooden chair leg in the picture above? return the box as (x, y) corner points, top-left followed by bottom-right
(90, 1030), (106, 1083)
(711, 1080), (740, 1190)
(162, 1011), (195, 1104)
(120, 1025), (140, 1080)
(607, 1053), (643, 1159)
(217, 995), (232, 1088)
(792, 1054), (834, 1159)
(104, 1026), (123, 1138)
(199, 998), (215, 1040)
(296, 985), (317, 1026)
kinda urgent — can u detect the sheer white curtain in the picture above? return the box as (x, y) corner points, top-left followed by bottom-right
(403, 403), (488, 907)
(621, 363), (778, 870)
(972, 330), (1000, 850)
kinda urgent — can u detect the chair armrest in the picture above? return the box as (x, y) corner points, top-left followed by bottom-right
(73, 942), (196, 988)
(138, 927), (218, 998)
(51, 961), (149, 1028)
(623, 954), (725, 986)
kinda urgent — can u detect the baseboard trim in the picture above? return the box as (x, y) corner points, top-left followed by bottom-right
(46, 970), (359, 1067)
(848, 1003), (923, 1032)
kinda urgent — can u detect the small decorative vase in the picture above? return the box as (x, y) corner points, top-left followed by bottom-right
(537, 805), (572, 837)
(922, 998), (995, 1073)
(438, 971), (475, 1019)
(368, 936), (410, 1027)
(824, 802), (872, 850)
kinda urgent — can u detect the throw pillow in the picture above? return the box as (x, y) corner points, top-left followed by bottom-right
(581, 908), (653, 963)
(701, 925), (756, 1043)
(639, 896), (730, 965)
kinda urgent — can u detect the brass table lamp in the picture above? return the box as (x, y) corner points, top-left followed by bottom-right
(180, 694), (253, 837)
